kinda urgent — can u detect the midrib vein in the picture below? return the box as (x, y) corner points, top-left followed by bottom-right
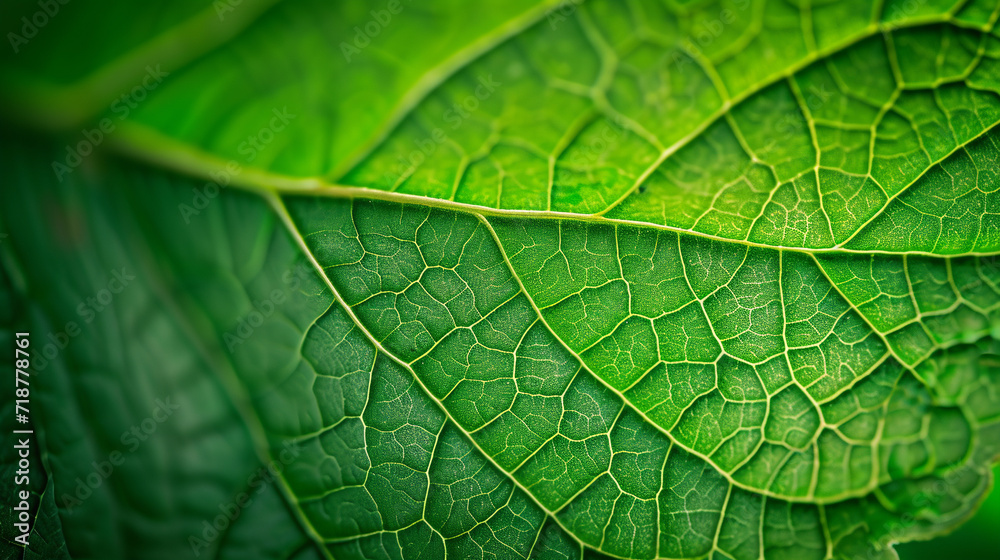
(110, 118), (1000, 259)
(8, 3), (998, 259)
(99, 5), (1000, 262)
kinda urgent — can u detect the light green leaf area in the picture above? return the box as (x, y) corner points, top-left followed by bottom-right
(2, 1), (1000, 560)
(111, 0), (1000, 254)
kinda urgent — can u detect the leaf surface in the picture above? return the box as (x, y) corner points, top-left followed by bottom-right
(2, 1), (1000, 559)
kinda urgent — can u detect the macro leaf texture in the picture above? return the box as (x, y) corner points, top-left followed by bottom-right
(1, 1), (1000, 559)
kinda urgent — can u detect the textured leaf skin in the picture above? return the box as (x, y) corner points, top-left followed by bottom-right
(2, 1), (1000, 560)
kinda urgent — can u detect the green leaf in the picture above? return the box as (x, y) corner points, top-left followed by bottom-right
(2, 1), (1000, 559)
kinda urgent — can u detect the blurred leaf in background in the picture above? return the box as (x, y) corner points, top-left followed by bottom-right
(895, 464), (1000, 559)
